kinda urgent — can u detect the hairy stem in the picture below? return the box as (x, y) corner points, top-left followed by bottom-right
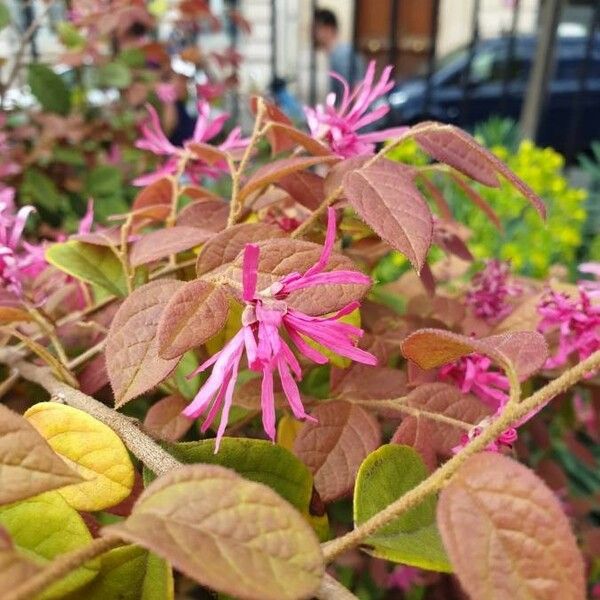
(322, 349), (600, 561)
(5, 536), (122, 600)
(228, 98), (267, 226)
(4, 357), (181, 475)
(315, 574), (360, 600)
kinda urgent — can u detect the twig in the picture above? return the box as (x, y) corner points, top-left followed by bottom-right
(227, 98), (267, 226)
(67, 338), (106, 370)
(0, 369), (19, 399)
(321, 349), (600, 562)
(315, 574), (360, 600)
(0, 0), (56, 107)
(4, 536), (122, 600)
(3, 357), (181, 476)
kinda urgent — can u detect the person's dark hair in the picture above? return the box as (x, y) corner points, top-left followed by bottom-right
(313, 8), (338, 30)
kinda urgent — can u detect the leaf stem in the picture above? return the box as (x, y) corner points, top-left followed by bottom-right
(5, 536), (122, 600)
(66, 338), (106, 370)
(321, 349), (600, 562)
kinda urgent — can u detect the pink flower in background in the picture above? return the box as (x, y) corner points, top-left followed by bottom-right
(183, 208), (376, 449)
(155, 82), (178, 104)
(537, 289), (600, 370)
(452, 417), (518, 454)
(304, 60), (407, 158)
(134, 100), (249, 186)
(196, 82), (226, 101)
(440, 353), (510, 411)
(387, 566), (424, 591)
(0, 199), (46, 296)
(466, 259), (520, 323)
(578, 262), (600, 297)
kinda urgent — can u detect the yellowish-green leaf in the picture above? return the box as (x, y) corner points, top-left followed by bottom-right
(277, 414), (303, 451)
(354, 444), (451, 572)
(46, 240), (127, 297)
(0, 404), (82, 505)
(0, 525), (41, 589)
(24, 403), (135, 511)
(105, 464), (324, 600)
(0, 491), (100, 599)
(65, 545), (173, 600)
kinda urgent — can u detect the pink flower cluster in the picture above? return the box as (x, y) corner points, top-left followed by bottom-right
(0, 197), (46, 297)
(387, 566), (424, 591)
(134, 100), (249, 186)
(183, 208), (376, 449)
(440, 353), (510, 410)
(440, 354), (524, 453)
(465, 259), (520, 323)
(305, 61), (406, 158)
(537, 288), (600, 370)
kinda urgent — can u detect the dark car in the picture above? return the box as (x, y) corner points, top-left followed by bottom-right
(385, 34), (600, 155)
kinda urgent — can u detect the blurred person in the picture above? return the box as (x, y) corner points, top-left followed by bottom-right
(313, 8), (366, 103)
(269, 77), (304, 123)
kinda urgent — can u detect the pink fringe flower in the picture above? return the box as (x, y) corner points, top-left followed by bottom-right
(387, 566), (424, 591)
(304, 60), (407, 158)
(537, 288), (600, 370)
(0, 197), (45, 296)
(439, 353), (510, 411)
(183, 208), (377, 450)
(465, 259), (520, 323)
(134, 100), (249, 186)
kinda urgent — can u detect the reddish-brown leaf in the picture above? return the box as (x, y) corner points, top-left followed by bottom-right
(143, 395), (193, 442)
(437, 453), (585, 599)
(187, 142), (229, 165)
(0, 306), (32, 325)
(233, 377), (289, 410)
(411, 122), (546, 217)
(78, 353), (109, 396)
(0, 404), (82, 504)
(239, 156), (337, 202)
(293, 401), (380, 502)
(131, 177), (174, 222)
(179, 186), (223, 203)
(450, 173), (502, 230)
(157, 279), (229, 359)
(71, 226), (123, 247)
(223, 238), (371, 315)
(267, 122), (333, 157)
(401, 329), (548, 381)
(276, 171), (325, 211)
(176, 198), (229, 232)
(324, 155), (370, 198)
(343, 159), (433, 269)
(196, 223), (285, 276)
(334, 365), (407, 401)
(251, 96), (295, 155)
(392, 383), (491, 457)
(130, 226), (213, 267)
(106, 280), (184, 407)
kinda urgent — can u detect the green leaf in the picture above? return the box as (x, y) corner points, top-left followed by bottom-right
(172, 351), (201, 400)
(146, 438), (313, 515)
(0, 2), (11, 30)
(98, 62), (131, 89)
(353, 444), (451, 572)
(0, 492), (100, 598)
(46, 240), (128, 297)
(21, 169), (68, 214)
(27, 64), (71, 115)
(118, 48), (145, 68)
(56, 21), (85, 48)
(66, 545), (173, 600)
(105, 465), (324, 600)
(84, 165), (123, 199)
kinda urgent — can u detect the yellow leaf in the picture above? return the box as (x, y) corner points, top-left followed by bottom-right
(24, 403), (135, 511)
(276, 415), (303, 451)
